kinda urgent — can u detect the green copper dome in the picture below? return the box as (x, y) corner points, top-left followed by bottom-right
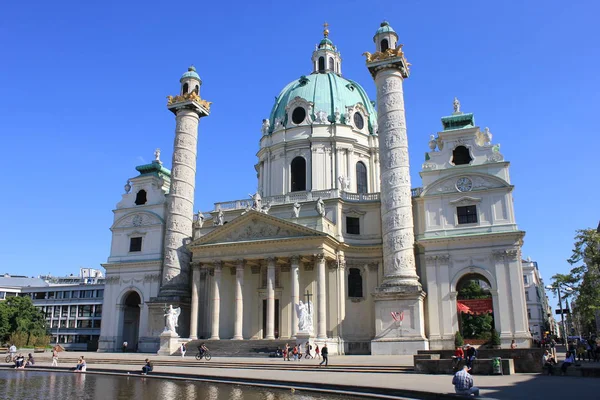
(180, 66), (201, 83)
(268, 72), (377, 134)
(373, 21), (397, 41)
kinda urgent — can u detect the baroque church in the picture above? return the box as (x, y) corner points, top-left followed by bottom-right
(98, 22), (531, 355)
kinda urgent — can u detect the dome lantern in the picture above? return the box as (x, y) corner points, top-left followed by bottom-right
(311, 22), (342, 75)
(373, 21), (399, 53)
(180, 66), (201, 96)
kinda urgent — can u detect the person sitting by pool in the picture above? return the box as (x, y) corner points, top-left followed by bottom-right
(25, 353), (35, 367)
(141, 359), (153, 375)
(74, 356), (86, 372)
(14, 354), (25, 369)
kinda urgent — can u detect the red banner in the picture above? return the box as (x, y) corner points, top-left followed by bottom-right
(457, 299), (493, 315)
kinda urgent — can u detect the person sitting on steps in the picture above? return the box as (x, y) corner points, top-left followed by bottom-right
(561, 351), (575, 375)
(543, 350), (557, 375)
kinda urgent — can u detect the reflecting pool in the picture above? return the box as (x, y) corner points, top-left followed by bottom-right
(0, 370), (367, 400)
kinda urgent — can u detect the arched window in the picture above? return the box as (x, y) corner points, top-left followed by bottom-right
(290, 157), (306, 192)
(182, 83), (188, 94)
(348, 268), (363, 298)
(381, 39), (389, 52)
(328, 57), (334, 71)
(452, 146), (473, 165)
(318, 57), (325, 72)
(356, 161), (368, 194)
(193, 85), (199, 95)
(134, 190), (147, 205)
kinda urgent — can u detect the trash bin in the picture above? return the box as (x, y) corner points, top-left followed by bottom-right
(492, 357), (502, 375)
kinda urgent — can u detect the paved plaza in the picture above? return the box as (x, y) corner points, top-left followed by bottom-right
(3, 352), (596, 399)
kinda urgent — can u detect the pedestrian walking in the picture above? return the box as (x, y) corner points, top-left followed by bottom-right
(180, 342), (187, 358)
(452, 365), (480, 397)
(292, 345), (298, 361)
(315, 344), (321, 359)
(52, 348), (59, 366)
(284, 343), (290, 361)
(122, 341), (128, 353)
(9, 344), (16, 361)
(319, 343), (328, 367)
(305, 342), (312, 359)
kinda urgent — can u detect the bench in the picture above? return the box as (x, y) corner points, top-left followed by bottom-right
(34, 347), (46, 353)
(0, 348), (8, 353)
(415, 358), (515, 375)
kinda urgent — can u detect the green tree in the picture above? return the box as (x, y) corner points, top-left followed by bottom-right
(0, 296), (47, 345)
(458, 280), (490, 299)
(562, 228), (600, 334)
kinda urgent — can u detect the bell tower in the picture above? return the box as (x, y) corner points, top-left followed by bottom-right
(365, 21), (428, 354)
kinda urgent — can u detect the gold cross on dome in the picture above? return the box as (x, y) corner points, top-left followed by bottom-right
(323, 22), (329, 37)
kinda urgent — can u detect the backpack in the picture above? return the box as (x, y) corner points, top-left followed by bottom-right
(310, 345), (313, 350)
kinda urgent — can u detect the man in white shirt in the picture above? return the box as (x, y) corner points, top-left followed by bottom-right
(9, 344), (17, 360)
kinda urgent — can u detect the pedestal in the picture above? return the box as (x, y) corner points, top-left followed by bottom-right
(157, 330), (183, 356)
(371, 287), (429, 355)
(295, 331), (312, 349)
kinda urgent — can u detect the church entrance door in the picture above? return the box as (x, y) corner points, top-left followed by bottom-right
(262, 299), (280, 339)
(122, 291), (141, 351)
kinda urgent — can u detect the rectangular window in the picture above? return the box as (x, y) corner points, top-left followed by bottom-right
(527, 308), (531, 320)
(346, 217), (360, 235)
(523, 275), (528, 284)
(457, 205), (477, 224)
(129, 237), (142, 252)
(48, 291), (55, 299)
(77, 320), (92, 328)
(61, 307), (68, 317)
(72, 290), (79, 299)
(54, 306), (60, 316)
(70, 305), (77, 317)
(60, 320), (67, 328)
(34, 292), (45, 300)
(83, 290), (93, 298)
(78, 305), (93, 317)
(63, 291), (71, 299)
(96, 289), (104, 298)
(68, 320), (76, 328)
(93, 320), (102, 328)
(95, 305), (103, 317)
(0, 292), (5, 300)
(525, 291), (530, 301)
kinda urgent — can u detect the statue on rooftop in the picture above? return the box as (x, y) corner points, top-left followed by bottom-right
(315, 197), (326, 217)
(214, 210), (224, 226)
(261, 119), (270, 136)
(453, 97), (461, 114)
(154, 148), (161, 163)
(292, 202), (301, 218)
(249, 192), (262, 211)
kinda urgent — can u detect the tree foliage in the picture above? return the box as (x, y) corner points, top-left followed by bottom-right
(0, 296), (48, 345)
(554, 228), (600, 334)
(458, 280), (490, 300)
(461, 312), (493, 339)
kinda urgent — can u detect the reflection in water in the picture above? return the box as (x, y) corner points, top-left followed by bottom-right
(0, 370), (365, 400)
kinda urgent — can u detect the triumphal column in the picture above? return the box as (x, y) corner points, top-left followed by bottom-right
(149, 66), (210, 339)
(365, 22), (428, 354)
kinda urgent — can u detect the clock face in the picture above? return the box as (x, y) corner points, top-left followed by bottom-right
(456, 177), (473, 192)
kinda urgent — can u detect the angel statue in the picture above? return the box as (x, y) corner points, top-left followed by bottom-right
(295, 300), (314, 333)
(249, 192), (262, 211)
(164, 305), (181, 335)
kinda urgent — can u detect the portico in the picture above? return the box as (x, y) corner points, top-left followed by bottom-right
(187, 210), (340, 343)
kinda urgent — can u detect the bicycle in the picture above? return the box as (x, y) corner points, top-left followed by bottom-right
(195, 350), (211, 361)
(5, 354), (16, 363)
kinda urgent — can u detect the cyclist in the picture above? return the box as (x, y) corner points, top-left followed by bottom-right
(198, 343), (209, 358)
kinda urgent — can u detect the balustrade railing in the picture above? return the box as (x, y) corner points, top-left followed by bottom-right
(205, 188), (421, 214)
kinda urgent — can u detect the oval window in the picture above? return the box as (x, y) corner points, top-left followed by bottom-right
(292, 107), (306, 124)
(353, 113), (364, 130)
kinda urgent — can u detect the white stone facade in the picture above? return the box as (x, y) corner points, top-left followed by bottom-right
(98, 22), (532, 355)
(522, 259), (555, 341)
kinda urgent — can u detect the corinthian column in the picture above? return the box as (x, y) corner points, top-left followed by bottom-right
(265, 258), (276, 339)
(189, 263), (200, 339)
(315, 253), (327, 339)
(233, 259), (245, 340)
(210, 261), (222, 340)
(290, 255), (300, 338)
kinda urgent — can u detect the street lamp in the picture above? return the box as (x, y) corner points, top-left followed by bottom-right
(545, 284), (574, 341)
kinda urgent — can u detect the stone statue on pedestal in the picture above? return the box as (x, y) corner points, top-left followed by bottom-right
(296, 300), (314, 333)
(292, 202), (301, 218)
(315, 198), (325, 217)
(164, 305), (181, 335)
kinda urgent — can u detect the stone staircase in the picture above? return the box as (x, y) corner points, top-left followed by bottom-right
(184, 339), (290, 358)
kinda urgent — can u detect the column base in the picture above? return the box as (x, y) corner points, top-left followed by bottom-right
(232, 336), (243, 340)
(209, 336), (220, 340)
(371, 286), (428, 355)
(265, 336), (275, 340)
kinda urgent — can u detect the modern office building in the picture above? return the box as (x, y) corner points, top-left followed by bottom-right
(0, 269), (105, 351)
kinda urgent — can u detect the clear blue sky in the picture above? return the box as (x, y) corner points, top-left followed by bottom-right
(0, 0), (597, 310)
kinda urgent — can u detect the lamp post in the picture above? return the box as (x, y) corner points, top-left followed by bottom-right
(546, 284), (574, 342)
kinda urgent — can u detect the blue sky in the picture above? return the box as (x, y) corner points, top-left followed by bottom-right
(0, 0), (597, 311)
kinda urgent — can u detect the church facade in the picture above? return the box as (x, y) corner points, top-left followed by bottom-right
(98, 22), (531, 354)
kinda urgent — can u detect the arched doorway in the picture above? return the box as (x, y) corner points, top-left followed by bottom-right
(456, 273), (494, 344)
(122, 291), (141, 352)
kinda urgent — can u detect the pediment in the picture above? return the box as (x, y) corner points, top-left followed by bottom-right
(190, 210), (326, 247)
(112, 211), (164, 230)
(423, 173), (508, 196)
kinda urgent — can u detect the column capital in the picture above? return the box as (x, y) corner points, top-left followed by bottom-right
(290, 255), (301, 266)
(212, 260), (223, 270)
(266, 257), (276, 267)
(235, 259), (246, 269)
(314, 253), (326, 262)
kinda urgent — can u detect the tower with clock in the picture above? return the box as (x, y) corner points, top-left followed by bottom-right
(412, 101), (531, 350)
